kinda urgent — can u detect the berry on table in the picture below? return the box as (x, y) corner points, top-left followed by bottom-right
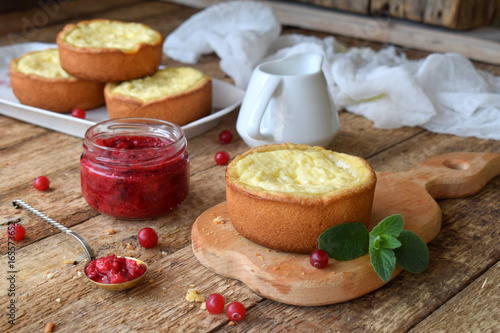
(226, 301), (246, 322)
(206, 293), (225, 314)
(71, 108), (86, 119)
(33, 176), (50, 191)
(310, 249), (329, 269)
(215, 151), (230, 165)
(7, 224), (26, 241)
(219, 130), (233, 144)
(137, 227), (158, 248)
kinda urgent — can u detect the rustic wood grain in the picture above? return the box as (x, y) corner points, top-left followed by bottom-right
(410, 261), (500, 332)
(295, 0), (499, 30)
(422, 0), (499, 30)
(304, 0), (369, 14)
(1, 0), (499, 332)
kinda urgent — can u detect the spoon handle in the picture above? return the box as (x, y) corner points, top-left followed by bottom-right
(12, 199), (96, 261)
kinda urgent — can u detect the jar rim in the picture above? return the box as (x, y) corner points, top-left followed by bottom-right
(84, 117), (186, 152)
(83, 117), (187, 166)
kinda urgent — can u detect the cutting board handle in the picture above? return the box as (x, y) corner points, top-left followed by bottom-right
(400, 152), (500, 199)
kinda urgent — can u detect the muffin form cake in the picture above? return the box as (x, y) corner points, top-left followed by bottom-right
(104, 67), (212, 126)
(225, 143), (377, 254)
(56, 19), (163, 82)
(9, 48), (105, 113)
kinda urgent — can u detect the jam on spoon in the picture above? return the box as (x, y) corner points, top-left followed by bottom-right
(12, 199), (148, 290)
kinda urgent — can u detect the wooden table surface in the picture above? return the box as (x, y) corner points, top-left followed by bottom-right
(1, 1), (499, 332)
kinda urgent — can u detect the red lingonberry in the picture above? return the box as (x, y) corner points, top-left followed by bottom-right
(33, 176), (50, 191)
(137, 228), (158, 248)
(71, 108), (86, 119)
(7, 224), (26, 242)
(214, 151), (230, 165)
(219, 130), (233, 144)
(226, 301), (246, 322)
(206, 293), (225, 314)
(310, 249), (329, 269)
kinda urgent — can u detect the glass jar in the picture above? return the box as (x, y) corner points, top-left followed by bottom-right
(80, 118), (189, 219)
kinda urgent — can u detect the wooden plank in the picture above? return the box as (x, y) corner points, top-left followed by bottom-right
(422, 0), (499, 30)
(0, 0), (143, 35)
(403, 0), (427, 22)
(3, 131), (498, 332)
(410, 261), (500, 332)
(371, 0), (500, 30)
(305, 0), (369, 14)
(165, 0), (500, 65)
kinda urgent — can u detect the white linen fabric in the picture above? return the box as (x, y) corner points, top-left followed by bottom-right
(164, 1), (500, 140)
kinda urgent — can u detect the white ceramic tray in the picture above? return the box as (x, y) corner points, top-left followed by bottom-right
(0, 42), (245, 139)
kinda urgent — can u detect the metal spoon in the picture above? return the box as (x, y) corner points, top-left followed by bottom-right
(12, 199), (147, 291)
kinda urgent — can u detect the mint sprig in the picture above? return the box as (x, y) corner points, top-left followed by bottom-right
(318, 214), (429, 282)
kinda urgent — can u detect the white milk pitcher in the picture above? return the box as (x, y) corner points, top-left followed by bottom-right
(237, 53), (339, 148)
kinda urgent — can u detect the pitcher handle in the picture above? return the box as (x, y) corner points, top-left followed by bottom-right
(247, 76), (281, 140)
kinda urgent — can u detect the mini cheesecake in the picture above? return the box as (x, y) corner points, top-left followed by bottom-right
(57, 19), (163, 82)
(9, 48), (105, 113)
(225, 143), (377, 253)
(104, 67), (212, 126)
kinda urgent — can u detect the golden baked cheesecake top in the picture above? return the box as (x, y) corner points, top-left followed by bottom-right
(107, 67), (210, 103)
(14, 49), (72, 79)
(227, 144), (374, 196)
(61, 20), (162, 51)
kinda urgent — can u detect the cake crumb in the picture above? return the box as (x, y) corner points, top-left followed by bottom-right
(105, 228), (116, 234)
(63, 259), (74, 265)
(228, 321), (235, 326)
(213, 216), (225, 224)
(185, 289), (206, 303)
(127, 244), (134, 250)
(200, 302), (206, 310)
(46, 272), (55, 280)
(44, 322), (55, 332)
(55, 298), (60, 303)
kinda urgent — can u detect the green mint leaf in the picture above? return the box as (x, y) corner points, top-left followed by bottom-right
(394, 230), (429, 273)
(318, 222), (369, 261)
(369, 246), (396, 282)
(379, 234), (402, 249)
(370, 214), (404, 238)
(372, 235), (383, 250)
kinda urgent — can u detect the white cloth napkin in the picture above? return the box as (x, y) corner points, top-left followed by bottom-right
(164, 2), (500, 140)
(164, 1), (281, 89)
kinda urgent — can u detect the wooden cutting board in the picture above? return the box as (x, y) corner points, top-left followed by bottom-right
(191, 152), (500, 306)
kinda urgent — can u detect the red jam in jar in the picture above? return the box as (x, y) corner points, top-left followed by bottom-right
(80, 118), (190, 219)
(85, 255), (147, 284)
